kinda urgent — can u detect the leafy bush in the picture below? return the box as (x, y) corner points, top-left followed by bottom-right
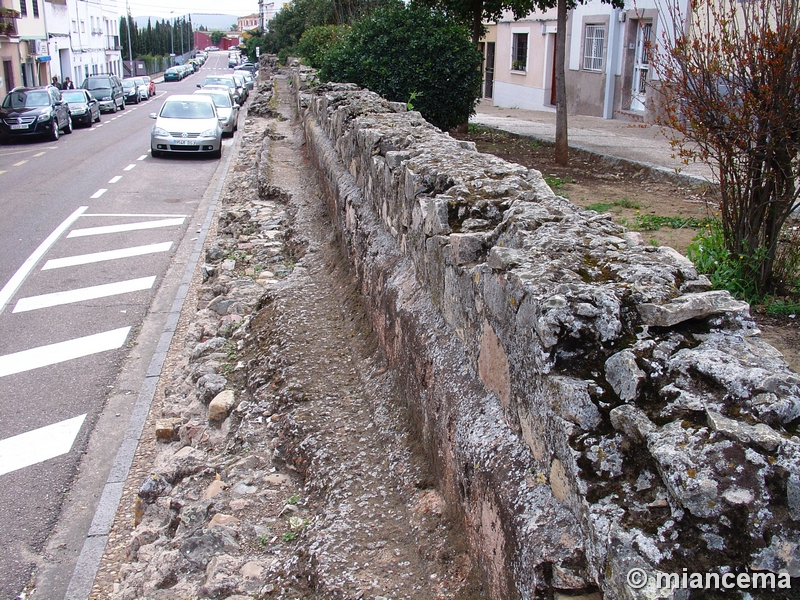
(320, 3), (482, 131)
(297, 25), (349, 68)
(687, 221), (762, 303)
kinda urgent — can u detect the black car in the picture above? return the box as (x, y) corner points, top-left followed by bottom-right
(81, 74), (125, 113)
(0, 86), (73, 142)
(61, 88), (101, 127)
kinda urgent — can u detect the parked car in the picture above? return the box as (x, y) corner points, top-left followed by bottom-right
(141, 75), (156, 97)
(81, 74), (124, 113)
(238, 71), (254, 92)
(198, 75), (241, 105)
(164, 67), (183, 82)
(0, 86), (73, 142)
(194, 88), (238, 137)
(234, 62), (258, 76)
(61, 88), (101, 127)
(150, 94), (222, 159)
(231, 72), (248, 103)
(122, 77), (148, 103)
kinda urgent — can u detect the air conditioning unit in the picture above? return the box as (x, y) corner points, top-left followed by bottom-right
(27, 39), (47, 55)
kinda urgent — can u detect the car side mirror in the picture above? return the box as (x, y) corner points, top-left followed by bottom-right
(149, 113), (157, 119)
(196, 84), (201, 88)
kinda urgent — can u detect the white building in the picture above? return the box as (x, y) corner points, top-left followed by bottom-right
(258, 0), (280, 31)
(482, 0), (690, 122)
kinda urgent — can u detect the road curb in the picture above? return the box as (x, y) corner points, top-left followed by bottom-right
(62, 141), (239, 600)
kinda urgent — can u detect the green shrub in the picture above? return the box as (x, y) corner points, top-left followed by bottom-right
(297, 25), (349, 68)
(319, 3), (482, 131)
(687, 221), (762, 303)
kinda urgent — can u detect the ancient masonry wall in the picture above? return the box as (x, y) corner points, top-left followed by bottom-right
(292, 75), (800, 599)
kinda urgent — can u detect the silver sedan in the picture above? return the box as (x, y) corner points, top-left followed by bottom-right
(194, 88), (239, 137)
(150, 95), (222, 159)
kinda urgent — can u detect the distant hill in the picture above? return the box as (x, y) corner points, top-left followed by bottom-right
(133, 13), (242, 32)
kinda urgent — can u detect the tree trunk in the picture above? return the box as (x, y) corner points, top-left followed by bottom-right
(554, 0), (568, 165)
(471, 0), (484, 45)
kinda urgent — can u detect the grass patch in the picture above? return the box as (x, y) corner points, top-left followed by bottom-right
(623, 214), (712, 231)
(545, 175), (574, 190)
(585, 198), (642, 213)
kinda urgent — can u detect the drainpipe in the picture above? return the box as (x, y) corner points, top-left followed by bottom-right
(603, 7), (623, 119)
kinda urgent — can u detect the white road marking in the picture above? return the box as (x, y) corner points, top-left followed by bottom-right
(137, 155), (147, 161)
(67, 217), (185, 238)
(123, 164), (136, 171)
(33, 152), (45, 157)
(13, 276), (157, 313)
(42, 241), (173, 270)
(0, 327), (131, 379)
(0, 415), (86, 476)
(80, 213), (188, 218)
(13, 160), (27, 166)
(90, 189), (107, 199)
(108, 176), (122, 184)
(0, 206), (88, 315)
(0, 171), (5, 175)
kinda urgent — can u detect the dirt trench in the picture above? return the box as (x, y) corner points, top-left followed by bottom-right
(233, 77), (483, 597)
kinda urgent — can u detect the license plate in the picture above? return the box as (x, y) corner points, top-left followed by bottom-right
(171, 139), (195, 145)
(10, 124), (29, 130)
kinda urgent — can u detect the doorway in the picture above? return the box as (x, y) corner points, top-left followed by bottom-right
(630, 21), (652, 112)
(484, 42), (495, 99)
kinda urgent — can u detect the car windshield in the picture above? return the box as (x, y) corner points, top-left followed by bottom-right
(122, 80), (135, 90)
(85, 79), (111, 90)
(166, 68), (179, 74)
(160, 101), (215, 119)
(133, 77), (145, 85)
(203, 77), (233, 87)
(2, 91), (50, 108)
(196, 93), (231, 108)
(61, 91), (87, 103)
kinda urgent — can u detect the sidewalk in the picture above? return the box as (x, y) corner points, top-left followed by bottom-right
(471, 100), (715, 183)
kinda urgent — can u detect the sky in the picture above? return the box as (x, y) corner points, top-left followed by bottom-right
(123, 0), (260, 19)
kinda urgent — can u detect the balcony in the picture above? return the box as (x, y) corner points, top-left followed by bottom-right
(105, 35), (120, 50)
(0, 8), (20, 37)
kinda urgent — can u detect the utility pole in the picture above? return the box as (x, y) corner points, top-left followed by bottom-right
(125, 0), (133, 75)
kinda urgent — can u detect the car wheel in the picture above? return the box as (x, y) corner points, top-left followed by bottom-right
(64, 117), (73, 134)
(94, 111), (101, 123)
(50, 119), (60, 141)
(151, 148), (161, 158)
(212, 147), (222, 159)
(112, 102), (118, 113)
(119, 99), (125, 110)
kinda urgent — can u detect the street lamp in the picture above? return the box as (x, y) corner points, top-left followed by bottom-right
(169, 11), (175, 65)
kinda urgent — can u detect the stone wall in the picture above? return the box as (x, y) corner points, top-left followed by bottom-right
(293, 74), (800, 598)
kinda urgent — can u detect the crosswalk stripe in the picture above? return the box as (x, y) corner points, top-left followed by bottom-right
(42, 241), (173, 270)
(0, 206), (88, 315)
(67, 217), (185, 238)
(0, 415), (86, 476)
(81, 213), (187, 218)
(12, 276), (157, 313)
(0, 327), (131, 379)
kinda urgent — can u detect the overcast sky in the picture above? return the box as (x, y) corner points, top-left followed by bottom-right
(123, 0), (260, 18)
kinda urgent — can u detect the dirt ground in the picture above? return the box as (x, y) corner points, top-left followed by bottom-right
(451, 127), (800, 373)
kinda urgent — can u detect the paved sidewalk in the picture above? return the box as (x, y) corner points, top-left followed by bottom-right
(471, 100), (715, 183)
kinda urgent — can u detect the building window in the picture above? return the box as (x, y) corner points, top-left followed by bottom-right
(32, 0), (38, 18)
(512, 33), (528, 71)
(583, 24), (605, 71)
(80, 19), (85, 32)
(19, 0), (27, 17)
(72, 19), (77, 32)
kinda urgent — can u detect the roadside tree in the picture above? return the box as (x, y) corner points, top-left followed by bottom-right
(320, 3), (483, 131)
(651, 0), (800, 297)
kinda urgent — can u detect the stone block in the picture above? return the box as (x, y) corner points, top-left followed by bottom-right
(208, 390), (236, 422)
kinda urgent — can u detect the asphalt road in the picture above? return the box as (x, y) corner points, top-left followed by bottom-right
(0, 51), (236, 599)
